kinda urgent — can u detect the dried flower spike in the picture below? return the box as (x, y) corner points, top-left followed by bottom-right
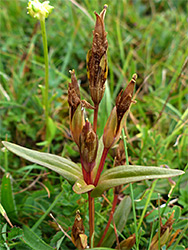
(71, 210), (87, 249)
(68, 70), (85, 145)
(103, 74), (137, 149)
(87, 5), (108, 105)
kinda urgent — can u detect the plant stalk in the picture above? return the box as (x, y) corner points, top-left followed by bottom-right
(88, 170), (95, 247)
(93, 104), (99, 133)
(40, 18), (49, 125)
(94, 147), (109, 186)
(88, 191), (95, 247)
(97, 194), (118, 246)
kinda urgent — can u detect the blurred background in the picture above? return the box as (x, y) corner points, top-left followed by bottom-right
(0, 0), (188, 249)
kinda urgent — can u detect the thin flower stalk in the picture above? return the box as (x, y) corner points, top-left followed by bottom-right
(94, 147), (109, 186)
(40, 18), (49, 122)
(27, 0), (54, 143)
(97, 194), (118, 247)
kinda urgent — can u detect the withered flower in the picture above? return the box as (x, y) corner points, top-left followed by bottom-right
(103, 74), (137, 149)
(117, 234), (136, 250)
(150, 211), (175, 250)
(87, 5), (108, 106)
(71, 210), (87, 249)
(79, 120), (98, 173)
(68, 70), (85, 145)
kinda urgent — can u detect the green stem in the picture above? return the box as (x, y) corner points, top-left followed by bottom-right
(158, 194), (161, 249)
(40, 18), (49, 124)
(88, 191), (95, 247)
(4, 147), (8, 173)
(97, 194), (118, 247)
(86, 169), (95, 247)
(137, 180), (157, 231)
(122, 128), (139, 250)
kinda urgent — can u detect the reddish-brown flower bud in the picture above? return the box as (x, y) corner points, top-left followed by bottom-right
(87, 5), (108, 105)
(71, 210), (87, 249)
(79, 120), (98, 172)
(68, 70), (85, 145)
(103, 74), (137, 149)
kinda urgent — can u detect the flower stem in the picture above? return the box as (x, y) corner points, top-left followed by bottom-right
(94, 147), (109, 186)
(88, 191), (95, 247)
(97, 194), (118, 246)
(88, 169), (95, 247)
(93, 104), (99, 133)
(40, 18), (49, 126)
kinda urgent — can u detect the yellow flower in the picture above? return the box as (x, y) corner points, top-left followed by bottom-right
(27, 0), (54, 20)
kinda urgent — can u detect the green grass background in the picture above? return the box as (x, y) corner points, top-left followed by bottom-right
(0, 0), (188, 249)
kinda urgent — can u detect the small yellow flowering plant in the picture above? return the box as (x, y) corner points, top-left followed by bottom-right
(27, 0), (54, 147)
(27, 0), (54, 20)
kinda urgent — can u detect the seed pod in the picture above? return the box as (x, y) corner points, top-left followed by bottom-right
(87, 5), (108, 105)
(103, 74), (137, 149)
(79, 120), (98, 172)
(68, 70), (85, 145)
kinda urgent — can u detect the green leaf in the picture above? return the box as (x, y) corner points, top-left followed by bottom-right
(93, 136), (104, 179)
(8, 227), (23, 241)
(46, 116), (57, 144)
(73, 179), (95, 194)
(91, 165), (184, 197)
(1, 173), (18, 221)
(100, 196), (131, 247)
(2, 142), (82, 184)
(23, 225), (54, 250)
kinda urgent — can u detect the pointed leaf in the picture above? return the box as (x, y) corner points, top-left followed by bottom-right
(1, 173), (18, 222)
(3, 142), (82, 184)
(91, 165), (184, 197)
(100, 196), (131, 247)
(93, 136), (104, 179)
(73, 179), (95, 194)
(23, 225), (54, 250)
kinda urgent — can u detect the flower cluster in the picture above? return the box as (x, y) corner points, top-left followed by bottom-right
(27, 0), (54, 20)
(68, 5), (137, 185)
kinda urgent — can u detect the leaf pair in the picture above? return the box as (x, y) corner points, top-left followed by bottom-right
(2, 142), (184, 198)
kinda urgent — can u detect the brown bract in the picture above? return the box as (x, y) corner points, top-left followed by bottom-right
(103, 74), (137, 149)
(116, 73), (137, 133)
(68, 69), (81, 120)
(79, 120), (98, 172)
(150, 211), (175, 250)
(68, 70), (85, 145)
(71, 210), (87, 249)
(87, 5), (108, 105)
